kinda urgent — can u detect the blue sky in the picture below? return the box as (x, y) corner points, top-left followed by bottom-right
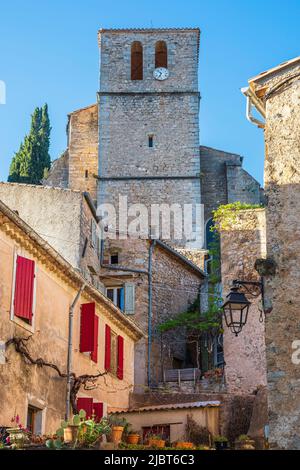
(1, 0), (300, 185)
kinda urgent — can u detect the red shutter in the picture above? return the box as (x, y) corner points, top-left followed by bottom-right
(104, 324), (111, 371)
(14, 255), (35, 323)
(90, 315), (99, 363)
(80, 303), (95, 352)
(117, 335), (124, 380)
(76, 397), (93, 418)
(93, 402), (103, 422)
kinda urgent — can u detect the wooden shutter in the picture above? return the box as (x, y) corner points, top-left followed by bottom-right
(93, 403), (103, 422)
(80, 303), (95, 352)
(14, 255), (35, 323)
(104, 324), (111, 371)
(117, 335), (124, 380)
(124, 283), (135, 314)
(90, 315), (99, 363)
(77, 397), (93, 418)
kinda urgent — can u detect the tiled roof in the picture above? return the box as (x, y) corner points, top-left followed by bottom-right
(114, 400), (220, 413)
(249, 56), (300, 83)
(0, 181), (81, 194)
(155, 239), (206, 278)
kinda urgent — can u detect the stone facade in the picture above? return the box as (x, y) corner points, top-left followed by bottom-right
(200, 146), (263, 223)
(100, 237), (205, 389)
(0, 183), (103, 289)
(220, 208), (267, 394)
(98, 28), (202, 249)
(248, 57), (300, 449)
(68, 104), (98, 202)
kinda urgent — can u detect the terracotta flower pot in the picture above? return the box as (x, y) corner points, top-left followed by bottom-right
(7, 427), (29, 448)
(111, 426), (124, 445)
(63, 425), (79, 443)
(127, 434), (140, 445)
(149, 438), (165, 448)
(235, 439), (255, 450)
(175, 441), (194, 449)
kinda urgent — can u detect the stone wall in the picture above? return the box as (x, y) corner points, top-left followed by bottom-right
(220, 208), (267, 394)
(0, 183), (102, 284)
(251, 59), (300, 449)
(101, 238), (204, 388)
(68, 104), (98, 202)
(98, 29), (202, 250)
(98, 28), (200, 93)
(42, 150), (69, 188)
(200, 146), (262, 223)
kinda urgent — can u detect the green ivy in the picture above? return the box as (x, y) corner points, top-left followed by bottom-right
(212, 202), (263, 232)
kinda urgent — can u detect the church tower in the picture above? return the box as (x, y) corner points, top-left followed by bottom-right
(97, 28), (202, 248)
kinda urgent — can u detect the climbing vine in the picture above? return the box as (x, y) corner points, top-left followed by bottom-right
(5, 336), (107, 414)
(212, 202), (263, 232)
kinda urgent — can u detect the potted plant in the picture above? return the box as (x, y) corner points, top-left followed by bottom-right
(127, 431), (140, 445)
(214, 435), (228, 450)
(107, 415), (127, 445)
(7, 415), (30, 449)
(235, 434), (255, 450)
(147, 433), (166, 449)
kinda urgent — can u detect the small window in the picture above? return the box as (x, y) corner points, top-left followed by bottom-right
(131, 41), (143, 80)
(155, 41), (167, 68)
(27, 405), (43, 435)
(106, 287), (125, 311)
(110, 253), (119, 265)
(148, 135), (153, 148)
(85, 170), (88, 178)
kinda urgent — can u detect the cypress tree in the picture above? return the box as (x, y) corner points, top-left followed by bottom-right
(8, 104), (51, 184)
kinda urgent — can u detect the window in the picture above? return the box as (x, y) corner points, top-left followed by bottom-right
(155, 41), (167, 68)
(85, 170), (88, 178)
(104, 324), (124, 379)
(27, 405), (43, 435)
(106, 287), (124, 311)
(148, 135), (153, 148)
(11, 255), (36, 326)
(131, 41), (143, 80)
(110, 253), (119, 265)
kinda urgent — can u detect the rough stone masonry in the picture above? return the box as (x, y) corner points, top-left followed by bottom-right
(247, 57), (300, 449)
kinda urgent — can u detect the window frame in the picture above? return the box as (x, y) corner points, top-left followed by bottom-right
(106, 286), (125, 311)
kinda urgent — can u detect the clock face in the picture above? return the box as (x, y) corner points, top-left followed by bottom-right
(153, 67), (169, 81)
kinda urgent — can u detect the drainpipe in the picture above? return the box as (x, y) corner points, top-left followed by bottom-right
(65, 282), (86, 420)
(147, 239), (155, 387)
(241, 87), (265, 129)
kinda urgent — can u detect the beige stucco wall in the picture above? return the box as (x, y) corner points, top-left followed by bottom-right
(115, 406), (219, 443)
(220, 208), (267, 394)
(0, 227), (136, 433)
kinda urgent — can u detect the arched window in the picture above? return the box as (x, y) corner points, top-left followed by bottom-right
(131, 41), (143, 80)
(155, 41), (167, 68)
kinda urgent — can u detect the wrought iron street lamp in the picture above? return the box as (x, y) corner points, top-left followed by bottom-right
(222, 279), (264, 336)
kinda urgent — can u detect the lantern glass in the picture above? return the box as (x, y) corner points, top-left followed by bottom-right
(222, 287), (251, 336)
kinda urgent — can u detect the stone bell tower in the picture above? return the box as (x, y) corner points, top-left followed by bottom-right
(97, 28), (203, 248)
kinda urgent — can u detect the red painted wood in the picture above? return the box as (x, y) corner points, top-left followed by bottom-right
(93, 402), (103, 422)
(14, 255), (35, 323)
(90, 315), (99, 363)
(104, 324), (111, 371)
(76, 397), (93, 418)
(117, 335), (124, 380)
(79, 303), (95, 352)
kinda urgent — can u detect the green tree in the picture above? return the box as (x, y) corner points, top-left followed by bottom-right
(8, 104), (51, 184)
